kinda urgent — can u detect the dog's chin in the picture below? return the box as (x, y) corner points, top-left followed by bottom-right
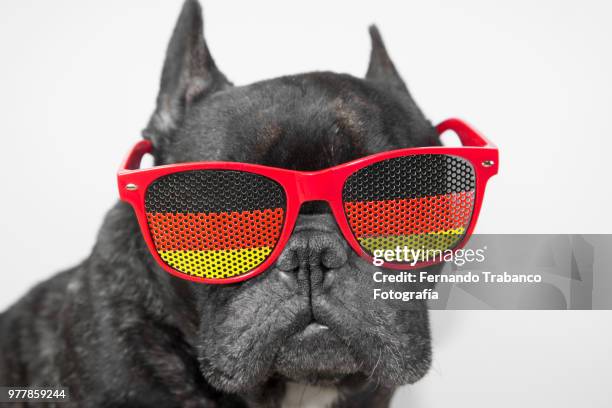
(273, 322), (360, 386)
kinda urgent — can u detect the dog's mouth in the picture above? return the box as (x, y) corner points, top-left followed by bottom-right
(272, 320), (360, 385)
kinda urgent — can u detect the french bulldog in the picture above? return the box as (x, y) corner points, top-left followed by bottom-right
(0, 1), (441, 406)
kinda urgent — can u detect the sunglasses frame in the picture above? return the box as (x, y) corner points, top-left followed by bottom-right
(118, 118), (498, 284)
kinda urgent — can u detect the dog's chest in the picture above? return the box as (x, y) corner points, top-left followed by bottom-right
(281, 382), (339, 408)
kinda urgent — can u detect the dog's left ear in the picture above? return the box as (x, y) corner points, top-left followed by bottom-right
(145, 0), (231, 145)
(365, 25), (408, 93)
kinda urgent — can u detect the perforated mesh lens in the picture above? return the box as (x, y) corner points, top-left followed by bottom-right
(145, 170), (286, 279)
(342, 154), (476, 264)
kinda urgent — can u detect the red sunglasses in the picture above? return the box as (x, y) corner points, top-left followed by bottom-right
(118, 118), (498, 284)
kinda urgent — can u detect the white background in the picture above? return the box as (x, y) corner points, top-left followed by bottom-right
(1, 1), (611, 406)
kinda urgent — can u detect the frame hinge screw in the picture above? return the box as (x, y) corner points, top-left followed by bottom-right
(125, 183), (139, 191)
(482, 160), (495, 167)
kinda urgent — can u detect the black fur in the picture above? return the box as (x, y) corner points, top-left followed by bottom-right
(0, 1), (440, 406)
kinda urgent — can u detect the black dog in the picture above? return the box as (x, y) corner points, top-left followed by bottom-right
(0, 1), (440, 406)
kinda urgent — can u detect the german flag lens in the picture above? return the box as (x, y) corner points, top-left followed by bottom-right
(342, 154), (476, 264)
(145, 170), (286, 279)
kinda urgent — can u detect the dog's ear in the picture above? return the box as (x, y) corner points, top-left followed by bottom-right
(145, 0), (231, 146)
(365, 25), (408, 92)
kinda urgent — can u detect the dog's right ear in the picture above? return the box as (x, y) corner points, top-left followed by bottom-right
(144, 0), (231, 146)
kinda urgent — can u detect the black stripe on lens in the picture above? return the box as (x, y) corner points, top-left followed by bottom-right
(145, 170), (286, 214)
(343, 154), (475, 202)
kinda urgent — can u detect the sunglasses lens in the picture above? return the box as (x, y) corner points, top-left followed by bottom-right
(144, 170), (286, 280)
(342, 154), (476, 265)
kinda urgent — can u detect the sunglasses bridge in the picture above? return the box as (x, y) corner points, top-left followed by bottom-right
(292, 170), (341, 203)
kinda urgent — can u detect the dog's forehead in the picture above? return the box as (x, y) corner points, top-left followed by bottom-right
(172, 72), (429, 170)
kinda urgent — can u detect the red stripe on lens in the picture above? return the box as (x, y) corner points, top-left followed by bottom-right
(146, 208), (284, 251)
(344, 191), (475, 238)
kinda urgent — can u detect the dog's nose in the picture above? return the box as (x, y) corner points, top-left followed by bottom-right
(275, 214), (348, 290)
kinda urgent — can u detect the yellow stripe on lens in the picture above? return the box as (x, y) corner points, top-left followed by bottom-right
(158, 247), (272, 279)
(358, 228), (466, 261)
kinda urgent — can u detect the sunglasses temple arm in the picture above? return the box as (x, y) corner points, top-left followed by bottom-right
(120, 139), (154, 171)
(436, 118), (496, 148)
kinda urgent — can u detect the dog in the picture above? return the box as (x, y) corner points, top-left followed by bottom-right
(0, 1), (441, 406)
